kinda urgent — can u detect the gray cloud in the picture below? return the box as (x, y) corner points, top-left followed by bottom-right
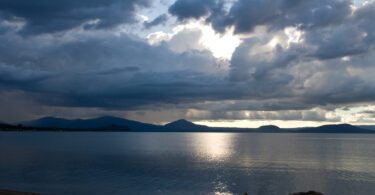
(0, 0), (152, 35)
(167, 28), (204, 53)
(169, 0), (221, 20)
(0, 63), (51, 84)
(304, 6), (375, 60)
(224, 2), (375, 110)
(0, 29), (227, 110)
(0, 90), (42, 123)
(169, 0), (352, 34)
(228, 39), (375, 107)
(144, 14), (169, 29)
(0, 0), (375, 123)
(185, 109), (340, 122)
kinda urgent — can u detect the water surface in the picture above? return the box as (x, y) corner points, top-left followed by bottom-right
(0, 132), (374, 194)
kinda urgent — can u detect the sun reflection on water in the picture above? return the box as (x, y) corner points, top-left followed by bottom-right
(189, 133), (236, 161)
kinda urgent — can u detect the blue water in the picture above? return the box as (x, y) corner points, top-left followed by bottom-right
(0, 132), (374, 195)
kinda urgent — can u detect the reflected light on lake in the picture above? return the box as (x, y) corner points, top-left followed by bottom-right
(189, 133), (236, 161)
(0, 132), (374, 194)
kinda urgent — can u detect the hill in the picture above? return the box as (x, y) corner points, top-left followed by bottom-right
(258, 125), (282, 132)
(297, 124), (374, 133)
(358, 125), (375, 130)
(164, 119), (209, 131)
(21, 116), (163, 131)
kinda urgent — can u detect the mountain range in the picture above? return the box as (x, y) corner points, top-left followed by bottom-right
(0, 116), (374, 134)
(21, 116), (163, 131)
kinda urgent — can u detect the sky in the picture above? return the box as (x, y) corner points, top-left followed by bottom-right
(0, 0), (374, 127)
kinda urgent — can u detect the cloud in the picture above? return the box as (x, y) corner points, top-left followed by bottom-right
(228, 35), (375, 107)
(223, 4), (375, 111)
(0, 0), (375, 124)
(169, 0), (352, 34)
(304, 5), (375, 60)
(225, 2), (375, 106)
(0, 29), (226, 110)
(168, 0), (221, 20)
(167, 28), (204, 53)
(144, 14), (169, 29)
(0, 0), (152, 35)
(0, 90), (42, 123)
(0, 63), (51, 84)
(185, 109), (341, 122)
(147, 22), (241, 59)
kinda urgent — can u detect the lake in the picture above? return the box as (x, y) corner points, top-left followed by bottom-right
(0, 132), (374, 195)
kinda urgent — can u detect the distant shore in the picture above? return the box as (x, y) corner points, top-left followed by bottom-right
(1, 116), (375, 134)
(0, 189), (39, 195)
(0, 189), (323, 195)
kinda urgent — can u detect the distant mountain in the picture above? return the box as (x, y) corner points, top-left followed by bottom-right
(298, 124), (374, 133)
(0, 123), (41, 131)
(358, 125), (375, 130)
(164, 119), (209, 131)
(1, 117), (372, 133)
(0, 122), (14, 128)
(21, 116), (163, 131)
(22, 117), (73, 128)
(258, 125), (281, 132)
(0, 121), (10, 127)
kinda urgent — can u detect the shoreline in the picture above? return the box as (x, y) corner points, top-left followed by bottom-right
(0, 189), (40, 195)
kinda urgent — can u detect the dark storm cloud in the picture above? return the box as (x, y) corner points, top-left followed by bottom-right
(33, 71), (229, 109)
(0, 0), (152, 35)
(228, 36), (375, 108)
(224, 1), (375, 109)
(168, 0), (229, 32)
(0, 63), (51, 84)
(168, 0), (220, 20)
(0, 30), (226, 110)
(229, 37), (300, 83)
(169, 0), (352, 34)
(144, 14), (168, 29)
(306, 5), (375, 60)
(0, 0), (375, 123)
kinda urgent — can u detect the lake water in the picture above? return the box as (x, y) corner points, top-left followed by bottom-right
(0, 132), (374, 195)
